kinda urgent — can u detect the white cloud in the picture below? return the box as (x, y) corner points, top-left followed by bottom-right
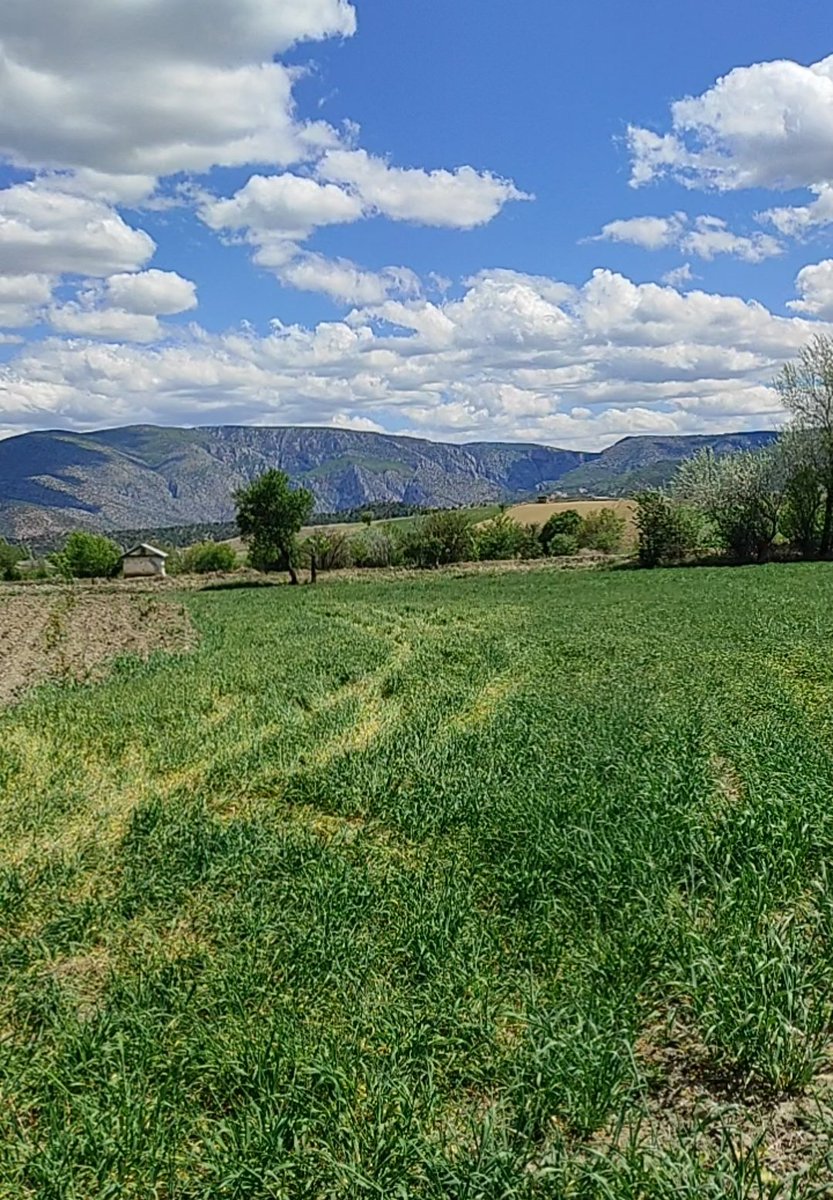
(594, 213), (686, 250)
(679, 217), (782, 263)
(276, 253), (421, 305)
(0, 268), (820, 448)
(36, 170), (158, 206)
(200, 173), (364, 238)
(662, 263), (695, 288)
(628, 54), (833, 192)
(0, 273), (52, 327)
(0, 183), (154, 276)
(48, 304), (163, 343)
(788, 260), (833, 319)
(758, 185), (833, 238)
(104, 270), (197, 315)
(318, 149), (530, 228)
(593, 211), (782, 262)
(0, 0), (356, 183)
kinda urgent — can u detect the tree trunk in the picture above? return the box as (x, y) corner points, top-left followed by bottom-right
(821, 487), (833, 557)
(288, 565), (299, 585)
(309, 553), (317, 584)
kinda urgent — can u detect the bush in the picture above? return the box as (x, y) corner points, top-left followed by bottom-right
(53, 531), (122, 579)
(0, 538), (24, 581)
(350, 528), (402, 569)
(518, 523), (544, 559)
(400, 510), (475, 568)
(541, 510), (582, 553)
(181, 541), (237, 574)
(547, 533), (579, 557)
(300, 530), (353, 572)
(635, 492), (698, 567)
(475, 513), (528, 561)
(578, 509), (626, 554)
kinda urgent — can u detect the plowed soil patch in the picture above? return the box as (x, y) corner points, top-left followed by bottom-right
(0, 591), (195, 706)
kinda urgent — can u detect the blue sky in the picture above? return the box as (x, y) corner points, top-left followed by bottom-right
(0, 0), (832, 448)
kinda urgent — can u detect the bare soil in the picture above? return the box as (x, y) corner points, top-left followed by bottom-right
(0, 589), (196, 706)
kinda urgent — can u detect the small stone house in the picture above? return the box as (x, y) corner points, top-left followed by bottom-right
(121, 543), (168, 579)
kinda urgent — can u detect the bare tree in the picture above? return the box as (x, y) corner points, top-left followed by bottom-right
(775, 334), (833, 556)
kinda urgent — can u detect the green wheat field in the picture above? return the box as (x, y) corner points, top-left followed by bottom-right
(3, 564), (833, 1197)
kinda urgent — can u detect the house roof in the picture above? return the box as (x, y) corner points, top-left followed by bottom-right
(121, 543), (168, 559)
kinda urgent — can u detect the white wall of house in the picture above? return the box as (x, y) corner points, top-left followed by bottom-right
(122, 556), (166, 578)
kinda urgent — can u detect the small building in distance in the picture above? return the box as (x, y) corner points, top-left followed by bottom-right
(121, 543), (168, 579)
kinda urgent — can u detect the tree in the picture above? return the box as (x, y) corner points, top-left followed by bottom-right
(234, 470), (314, 584)
(673, 448), (783, 562)
(53, 531), (121, 578)
(776, 429), (824, 558)
(635, 492), (697, 567)
(540, 510), (582, 554)
(775, 334), (833, 556)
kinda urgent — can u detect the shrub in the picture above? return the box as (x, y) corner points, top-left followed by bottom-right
(578, 509), (626, 554)
(350, 528), (402, 568)
(300, 530), (353, 572)
(352, 528), (405, 568)
(53, 531), (122, 579)
(475, 513), (527, 561)
(400, 510), (475, 568)
(635, 492), (698, 567)
(181, 541), (237, 574)
(547, 532), (579, 557)
(541, 510), (582, 553)
(0, 538), (24, 581)
(518, 523), (544, 559)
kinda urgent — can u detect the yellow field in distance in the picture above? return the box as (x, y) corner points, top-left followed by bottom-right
(501, 498), (637, 540)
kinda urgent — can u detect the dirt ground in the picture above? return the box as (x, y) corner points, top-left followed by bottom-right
(0, 589), (196, 707)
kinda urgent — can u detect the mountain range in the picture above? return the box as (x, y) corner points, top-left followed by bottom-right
(0, 424), (778, 541)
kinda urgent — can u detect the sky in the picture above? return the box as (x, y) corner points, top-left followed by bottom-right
(1, 0), (833, 450)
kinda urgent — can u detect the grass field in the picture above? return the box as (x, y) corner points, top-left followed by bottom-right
(3, 564), (833, 1195)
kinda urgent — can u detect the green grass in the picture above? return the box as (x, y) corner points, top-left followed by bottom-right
(3, 564), (833, 1195)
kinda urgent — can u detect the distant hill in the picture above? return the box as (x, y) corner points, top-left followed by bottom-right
(0, 423), (777, 541)
(557, 431), (779, 496)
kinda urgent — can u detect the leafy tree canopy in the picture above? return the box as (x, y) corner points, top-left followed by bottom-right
(234, 470), (314, 582)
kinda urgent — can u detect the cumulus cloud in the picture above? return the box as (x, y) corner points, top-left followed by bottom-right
(48, 304), (164, 343)
(0, 183), (154, 276)
(318, 149), (531, 228)
(0, 268), (819, 448)
(679, 217), (782, 263)
(0, 0), (356, 183)
(628, 54), (833, 192)
(200, 174), (364, 239)
(104, 270), (198, 315)
(758, 185), (833, 238)
(0, 2), (528, 319)
(276, 253), (421, 305)
(594, 214), (686, 250)
(593, 211), (782, 262)
(0, 273), (53, 328)
(788, 260), (833, 319)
